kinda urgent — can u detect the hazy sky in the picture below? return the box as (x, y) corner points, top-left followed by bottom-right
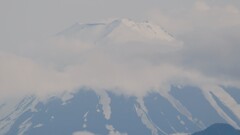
(1, 0), (239, 44)
(0, 0), (240, 98)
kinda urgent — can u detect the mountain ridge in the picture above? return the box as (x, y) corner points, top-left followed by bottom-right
(56, 18), (175, 43)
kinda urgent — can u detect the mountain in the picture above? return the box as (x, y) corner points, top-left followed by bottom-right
(1, 87), (240, 135)
(1, 19), (240, 135)
(56, 18), (175, 43)
(192, 123), (240, 135)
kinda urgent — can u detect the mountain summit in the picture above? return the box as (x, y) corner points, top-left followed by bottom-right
(57, 18), (175, 43)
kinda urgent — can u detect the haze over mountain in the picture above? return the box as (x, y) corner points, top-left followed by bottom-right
(57, 18), (175, 42)
(1, 0), (240, 134)
(0, 18), (240, 135)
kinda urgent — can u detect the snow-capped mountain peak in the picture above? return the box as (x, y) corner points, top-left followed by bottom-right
(107, 18), (174, 41)
(57, 18), (175, 43)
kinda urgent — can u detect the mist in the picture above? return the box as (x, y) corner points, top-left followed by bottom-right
(0, 0), (240, 99)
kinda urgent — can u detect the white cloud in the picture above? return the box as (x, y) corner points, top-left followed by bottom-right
(148, 2), (240, 83)
(149, 1), (240, 34)
(194, 1), (210, 11)
(225, 5), (239, 14)
(0, 1), (240, 100)
(0, 33), (239, 100)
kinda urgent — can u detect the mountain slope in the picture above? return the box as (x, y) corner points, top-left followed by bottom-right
(192, 123), (240, 135)
(1, 87), (240, 135)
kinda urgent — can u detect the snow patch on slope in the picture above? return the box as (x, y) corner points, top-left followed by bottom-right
(106, 124), (128, 135)
(210, 87), (240, 121)
(82, 111), (89, 128)
(73, 131), (95, 135)
(33, 123), (43, 128)
(202, 85), (240, 129)
(0, 96), (38, 135)
(60, 92), (74, 105)
(158, 88), (209, 129)
(18, 117), (32, 135)
(135, 100), (168, 135)
(98, 91), (112, 120)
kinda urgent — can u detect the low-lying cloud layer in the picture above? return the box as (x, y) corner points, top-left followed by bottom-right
(0, 1), (240, 99)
